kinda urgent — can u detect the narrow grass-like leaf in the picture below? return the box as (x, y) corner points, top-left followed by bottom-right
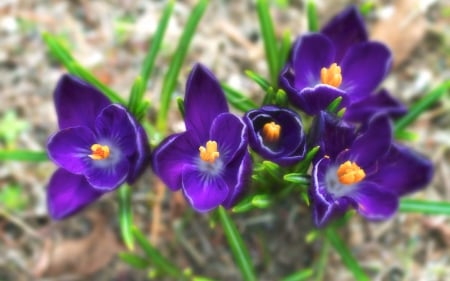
(128, 76), (145, 117)
(283, 173), (310, 185)
(394, 80), (450, 134)
(256, 0), (279, 86)
(395, 130), (418, 142)
(232, 196), (254, 213)
(176, 97), (185, 118)
(245, 70), (270, 91)
(306, 0), (319, 32)
(70, 62), (126, 105)
(326, 96), (343, 113)
(251, 194), (271, 208)
(42, 33), (126, 105)
(221, 83), (258, 112)
(118, 184), (134, 250)
(295, 146), (319, 173)
(192, 277), (218, 281)
(135, 100), (151, 121)
(156, 0), (208, 131)
(281, 268), (313, 281)
(399, 199), (450, 215)
(278, 30), (291, 73)
(217, 206), (256, 281)
(132, 226), (183, 278)
(0, 150), (48, 162)
(139, 0), (175, 90)
(119, 252), (149, 269)
(324, 227), (370, 281)
(314, 238), (330, 281)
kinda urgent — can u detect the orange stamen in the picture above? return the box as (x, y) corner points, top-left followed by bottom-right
(337, 161), (365, 185)
(321, 63), (342, 88)
(262, 122), (281, 143)
(89, 144), (110, 160)
(199, 140), (220, 164)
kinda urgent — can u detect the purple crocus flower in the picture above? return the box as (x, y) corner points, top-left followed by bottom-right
(243, 105), (306, 165)
(279, 6), (392, 115)
(152, 64), (252, 212)
(310, 112), (433, 227)
(46, 75), (150, 219)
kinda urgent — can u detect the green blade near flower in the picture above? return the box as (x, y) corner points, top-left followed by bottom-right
(156, 0), (208, 132)
(256, 0), (279, 86)
(399, 199), (450, 215)
(394, 80), (450, 134)
(245, 70), (271, 91)
(324, 227), (370, 281)
(132, 226), (184, 278)
(119, 252), (150, 269)
(280, 268), (313, 281)
(217, 206), (257, 281)
(118, 184), (134, 250)
(221, 83), (258, 112)
(42, 33), (126, 105)
(306, 0), (319, 32)
(0, 150), (48, 162)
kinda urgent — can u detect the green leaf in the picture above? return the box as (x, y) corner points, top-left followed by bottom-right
(192, 277), (218, 281)
(217, 206), (256, 281)
(256, 0), (279, 86)
(119, 252), (150, 269)
(0, 184), (28, 211)
(394, 130), (418, 142)
(394, 80), (450, 134)
(295, 146), (320, 173)
(156, 0), (208, 131)
(139, 0), (175, 91)
(278, 30), (291, 73)
(128, 76), (145, 117)
(326, 96), (343, 114)
(42, 33), (126, 105)
(399, 199), (450, 215)
(232, 196), (254, 213)
(306, 0), (319, 32)
(245, 70), (270, 91)
(118, 184), (134, 250)
(69, 62), (126, 105)
(132, 226), (183, 278)
(0, 150), (48, 162)
(251, 194), (272, 208)
(283, 173), (310, 185)
(280, 268), (313, 281)
(221, 83), (258, 112)
(324, 227), (370, 281)
(176, 97), (185, 118)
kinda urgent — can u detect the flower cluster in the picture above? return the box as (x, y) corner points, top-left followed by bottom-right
(46, 6), (433, 227)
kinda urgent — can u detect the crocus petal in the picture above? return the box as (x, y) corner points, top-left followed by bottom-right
(47, 169), (103, 220)
(289, 85), (347, 116)
(290, 34), (336, 90)
(340, 42), (392, 102)
(152, 132), (198, 191)
(344, 89), (407, 123)
(47, 126), (96, 174)
(309, 111), (356, 160)
(184, 64), (228, 142)
(349, 114), (392, 169)
(54, 75), (111, 130)
(182, 167), (229, 212)
(311, 157), (352, 227)
(222, 151), (252, 209)
(321, 6), (368, 61)
(347, 182), (398, 220)
(84, 156), (130, 191)
(371, 143), (433, 196)
(127, 124), (151, 183)
(209, 113), (247, 165)
(95, 104), (138, 157)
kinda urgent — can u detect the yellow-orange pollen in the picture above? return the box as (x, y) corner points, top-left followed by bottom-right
(89, 144), (110, 160)
(321, 63), (342, 88)
(199, 140), (220, 164)
(262, 122), (281, 143)
(337, 161), (366, 185)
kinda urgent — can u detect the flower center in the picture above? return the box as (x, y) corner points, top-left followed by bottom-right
(89, 144), (110, 160)
(321, 63), (342, 88)
(262, 122), (281, 143)
(336, 161), (365, 185)
(199, 140), (220, 164)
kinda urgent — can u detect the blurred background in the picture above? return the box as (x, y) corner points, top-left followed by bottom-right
(0, 0), (449, 280)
